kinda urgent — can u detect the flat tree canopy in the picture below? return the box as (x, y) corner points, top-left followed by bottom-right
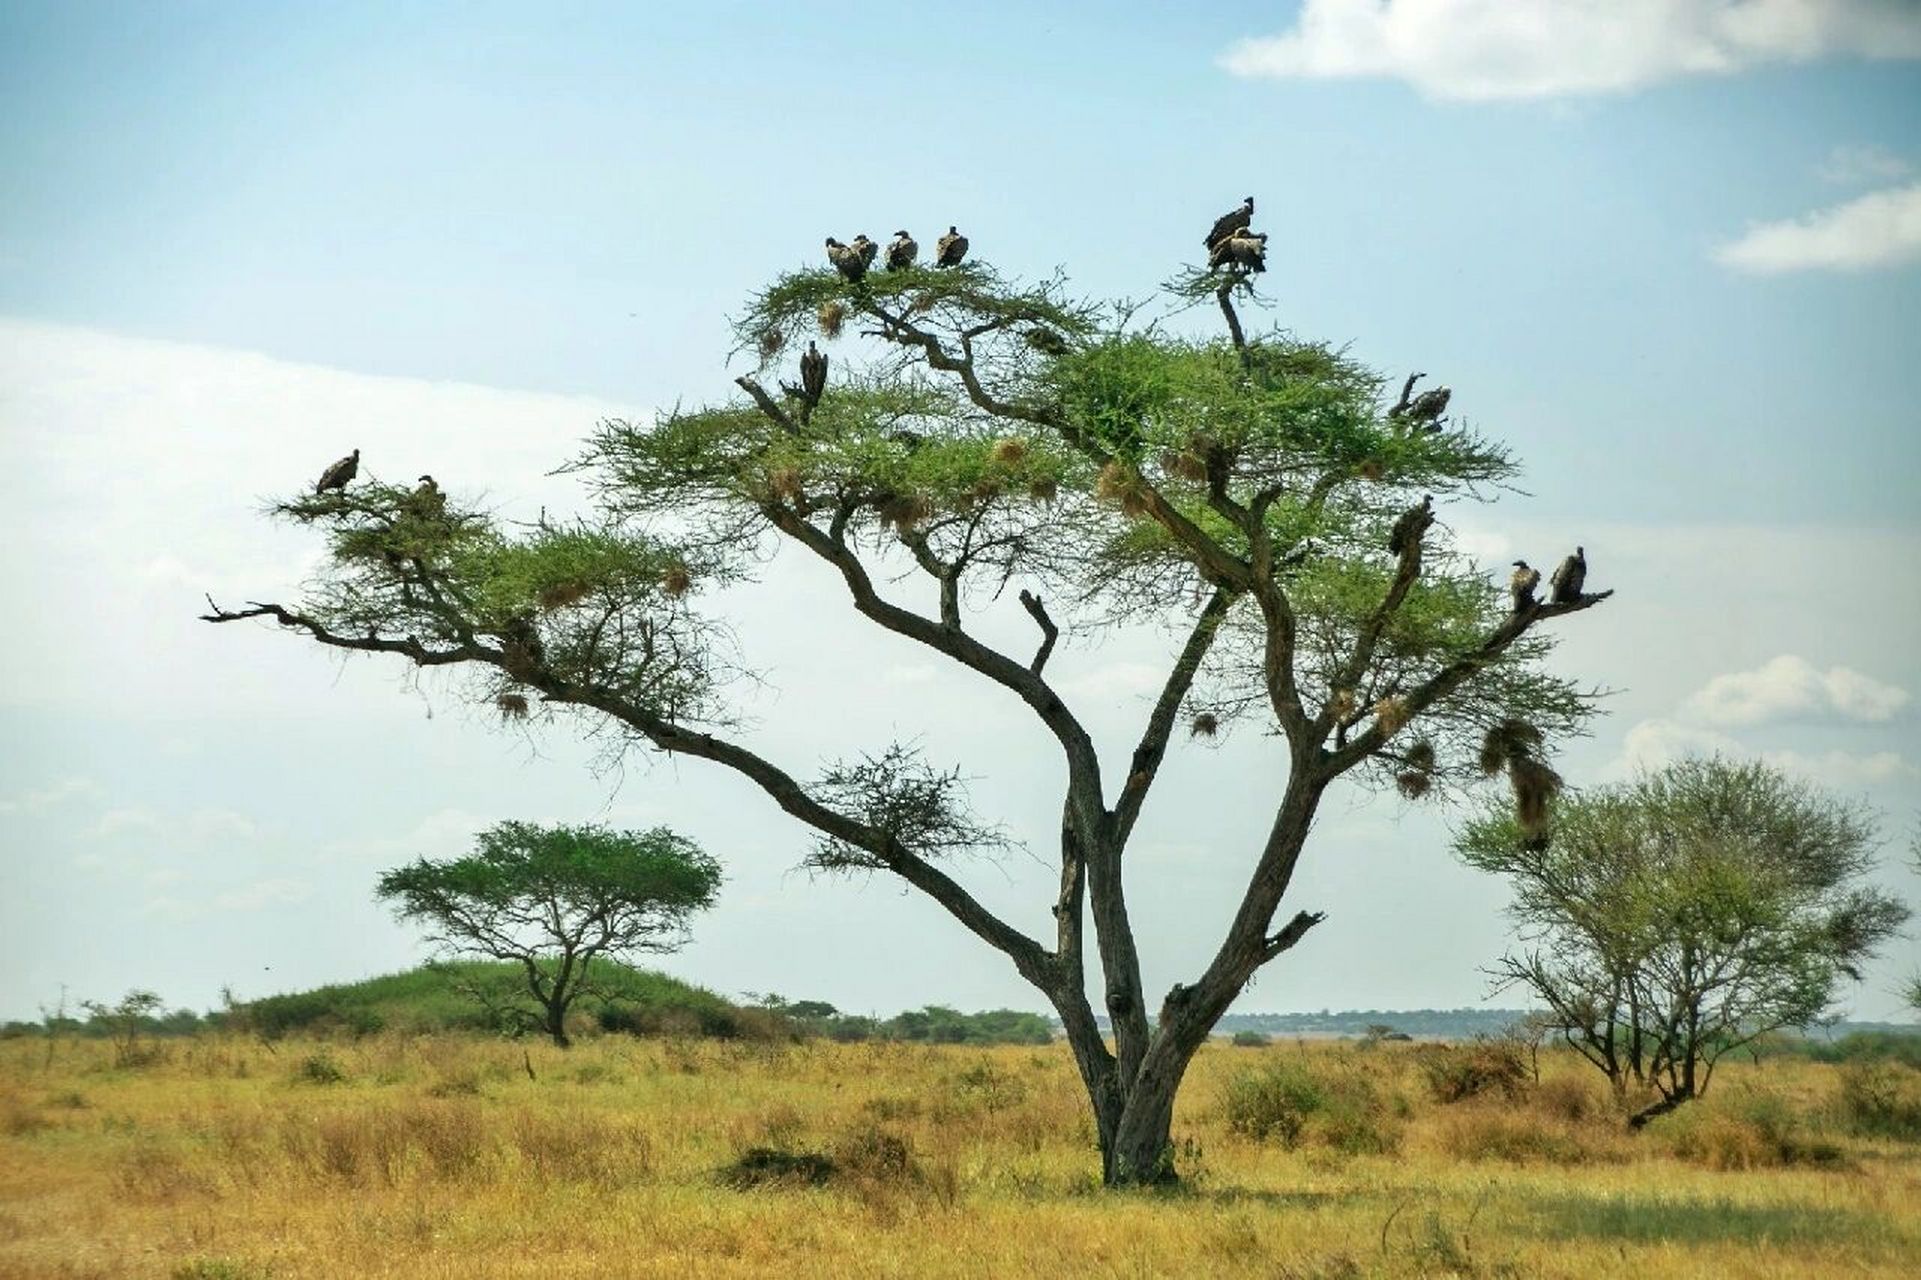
(376, 821), (721, 1047)
(1456, 756), (1908, 1124)
(209, 219), (1613, 1183)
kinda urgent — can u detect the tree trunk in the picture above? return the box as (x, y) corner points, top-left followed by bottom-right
(1628, 1085), (1694, 1129)
(1106, 1071), (1181, 1186)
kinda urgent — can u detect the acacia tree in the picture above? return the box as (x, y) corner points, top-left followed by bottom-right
(376, 821), (722, 1047)
(205, 230), (1613, 1184)
(1457, 757), (1908, 1125)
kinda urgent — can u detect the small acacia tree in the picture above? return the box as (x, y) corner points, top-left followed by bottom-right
(1457, 756), (1908, 1125)
(207, 224), (1613, 1183)
(375, 821), (721, 1047)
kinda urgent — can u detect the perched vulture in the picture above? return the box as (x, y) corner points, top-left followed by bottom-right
(1509, 560), (1541, 613)
(1025, 326), (1069, 356)
(825, 237), (866, 283)
(1208, 228), (1267, 273)
(852, 234), (878, 274)
(935, 225), (969, 268)
(1387, 494), (1434, 557)
(499, 612), (545, 676)
(799, 340), (827, 407)
(1405, 386), (1451, 431)
(887, 429), (926, 452)
(1550, 546), (1587, 604)
(315, 449), (360, 493)
(885, 230), (918, 271)
(1204, 196), (1255, 250)
(408, 474), (446, 519)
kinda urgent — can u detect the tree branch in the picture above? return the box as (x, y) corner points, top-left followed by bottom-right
(1018, 589), (1059, 675)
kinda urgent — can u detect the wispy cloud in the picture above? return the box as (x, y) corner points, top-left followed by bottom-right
(1220, 1), (1921, 101)
(1819, 143), (1912, 186)
(1715, 182), (1921, 274)
(1617, 718), (1916, 787)
(1686, 655), (1909, 727)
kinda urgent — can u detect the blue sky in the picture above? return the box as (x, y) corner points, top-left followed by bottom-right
(2, 2), (1918, 1022)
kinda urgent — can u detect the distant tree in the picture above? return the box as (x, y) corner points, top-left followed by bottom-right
(206, 223), (1613, 1183)
(1457, 757), (1908, 1125)
(1906, 825), (1921, 1015)
(80, 989), (164, 1067)
(375, 821), (721, 1047)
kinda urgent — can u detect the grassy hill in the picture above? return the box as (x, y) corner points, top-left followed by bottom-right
(235, 961), (764, 1040)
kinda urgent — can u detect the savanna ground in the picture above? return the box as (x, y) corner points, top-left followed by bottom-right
(2, 1032), (1918, 1278)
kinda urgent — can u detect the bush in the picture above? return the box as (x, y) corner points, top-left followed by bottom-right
(1231, 1030), (1270, 1047)
(1416, 1038), (1530, 1103)
(295, 1052), (347, 1085)
(1435, 1108), (1595, 1165)
(720, 1147), (839, 1189)
(1837, 1061), (1921, 1141)
(1221, 1059), (1401, 1154)
(1654, 1090), (1850, 1170)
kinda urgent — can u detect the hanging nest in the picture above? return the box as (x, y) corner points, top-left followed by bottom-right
(1190, 712), (1220, 738)
(991, 437), (1029, 465)
(660, 563), (692, 598)
(877, 491), (933, 531)
(1357, 458), (1385, 482)
(767, 466), (805, 503)
(1479, 719), (1544, 776)
(817, 300), (846, 338)
(1509, 756), (1564, 836)
(1096, 461), (1150, 517)
(757, 328), (784, 361)
(909, 292), (939, 316)
(1404, 739), (1436, 773)
(495, 692), (530, 721)
(1328, 688), (1357, 722)
(1372, 695), (1411, 738)
(1028, 476), (1059, 503)
(1396, 770), (1432, 800)
(536, 580), (592, 611)
(1160, 449), (1209, 483)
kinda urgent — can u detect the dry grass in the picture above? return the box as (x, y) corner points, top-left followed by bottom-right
(0, 1035), (1916, 1277)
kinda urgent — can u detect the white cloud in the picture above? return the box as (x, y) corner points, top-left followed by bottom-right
(211, 878), (312, 912)
(0, 777), (103, 815)
(1686, 654), (1909, 726)
(1616, 718), (1916, 786)
(1715, 182), (1921, 274)
(1818, 143), (1911, 186)
(1220, 1), (1921, 101)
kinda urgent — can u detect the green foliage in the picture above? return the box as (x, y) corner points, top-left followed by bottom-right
(1457, 757), (1910, 1107)
(1221, 1057), (1400, 1153)
(1836, 1061), (1921, 1140)
(236, 962), (741, 1039)
(1417, 1038), (1532, 1104)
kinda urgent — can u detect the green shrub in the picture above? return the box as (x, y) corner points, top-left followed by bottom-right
(1415, 1037), (1530, 1103)
(1222, 1059), (1400, 1154)
(1837, 1061), (1921, 1141)
(1231, 1030), (1270, 1047)
(295, 1052), (347, 1085)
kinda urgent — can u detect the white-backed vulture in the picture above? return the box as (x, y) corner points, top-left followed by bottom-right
(826, 237), (866, 282)
(886, 230), (917, 271)
(935, 225), (968, 267)
(1550, 546), (1587, 603)
(1387, 494), (1434, 557)
(315, 449), (359, 493)
(799, 340), (827, 406)
(1510, 560), (1541, 613)
(1204, 196), (1254, 250)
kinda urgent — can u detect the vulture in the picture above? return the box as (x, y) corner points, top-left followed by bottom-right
(1204, 196), (1255, 250)
(1404, 386), (1451, 431)
(1208, 228), (1267, 273)
(852, 234), (879, 274)
(885, 230), (918, 271)
(1387, 494), (1434, 557)
(314, 449), (360, 493)
(499, 612), (545, 676)
(799, 340), (827, 407)
(408, 474), (446, 519)
(935, 225), (969, 268)
(1510, 560), (1541, 613)
(1550, 546), (1587, 604)
(825, 237), (866, 283)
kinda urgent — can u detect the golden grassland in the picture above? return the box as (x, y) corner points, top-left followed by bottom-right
(2, 1032), (1917, 1278)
